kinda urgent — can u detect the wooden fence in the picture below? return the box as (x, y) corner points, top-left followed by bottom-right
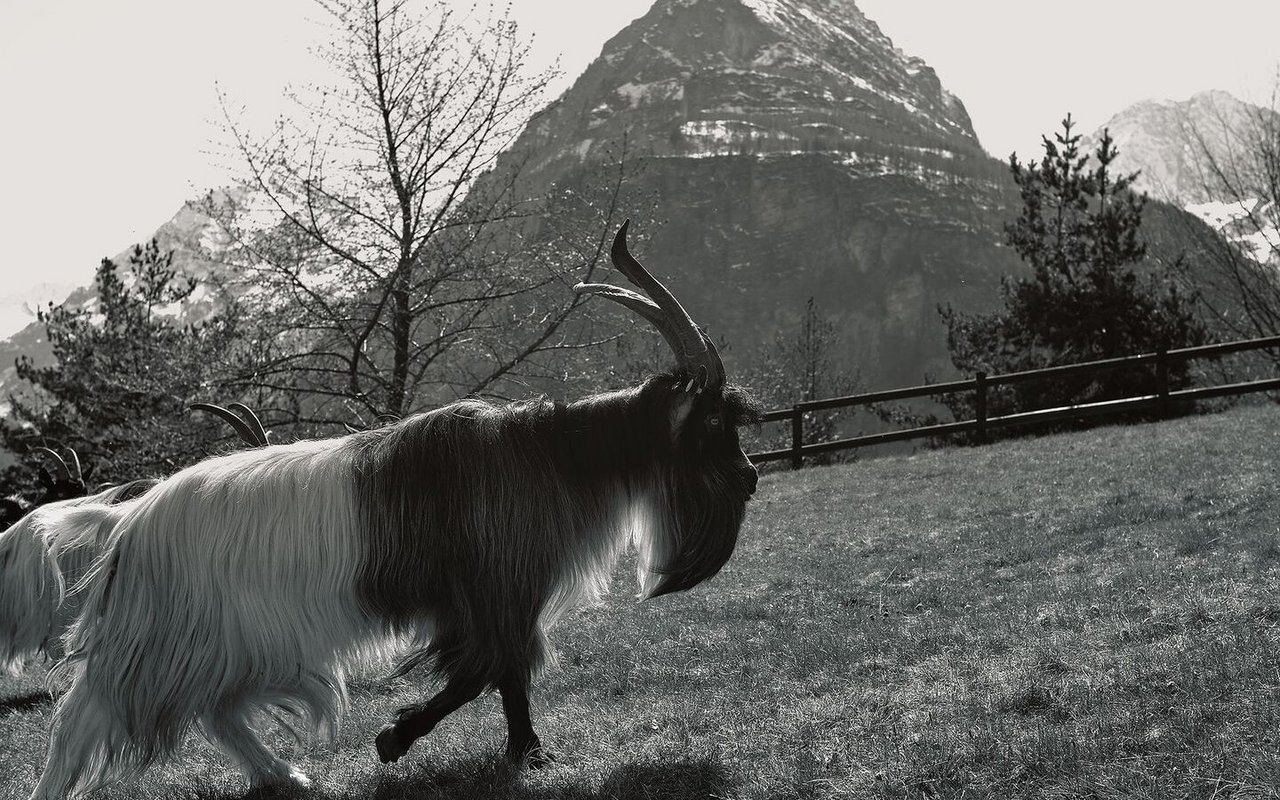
(748, 334), (1280, 468)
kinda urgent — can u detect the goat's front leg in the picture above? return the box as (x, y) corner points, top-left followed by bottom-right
(375, 674), (484, 763)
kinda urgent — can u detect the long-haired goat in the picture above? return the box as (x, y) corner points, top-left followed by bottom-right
(0, 448), (92, 530)
(30, 221), (760, 799)
(0, 479), (156, 672)
(1, 408), (269, 675)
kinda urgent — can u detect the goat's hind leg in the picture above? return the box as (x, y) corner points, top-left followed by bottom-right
(375, 673), (485, 764)
(202, 710), (311, 791)
(29, 675), (119, 800)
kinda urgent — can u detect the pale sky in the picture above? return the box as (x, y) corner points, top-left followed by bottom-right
(1, 0), (1278, 332)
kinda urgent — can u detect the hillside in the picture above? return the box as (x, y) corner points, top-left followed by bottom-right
(3, 402), (1278, 798)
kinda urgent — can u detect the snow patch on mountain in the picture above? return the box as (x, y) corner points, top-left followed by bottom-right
(616, 79), (684, 107)
(1186, 198), (1279, 265)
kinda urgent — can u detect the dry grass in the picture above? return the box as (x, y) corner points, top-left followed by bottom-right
(2, 402), (1279, 799)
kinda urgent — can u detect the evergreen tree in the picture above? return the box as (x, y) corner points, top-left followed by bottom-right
(2, 241), (243, 494)
(940, 115), (1207, 426)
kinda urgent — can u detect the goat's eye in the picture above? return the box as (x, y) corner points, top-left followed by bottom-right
(706, 414), (723, 430)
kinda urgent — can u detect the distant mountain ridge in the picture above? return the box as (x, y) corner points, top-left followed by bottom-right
(1081, 90), (1278, 266)
(0, 198), (226, 411)
(1081, 90), (1259, 204)
(0, 283), (78, 342)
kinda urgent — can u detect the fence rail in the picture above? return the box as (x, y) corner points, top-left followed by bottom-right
(748, 334), (1280, 468)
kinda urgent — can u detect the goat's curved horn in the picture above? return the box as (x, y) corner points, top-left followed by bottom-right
(64, 449), (83, 484)
(573, 282), (690, 364)
(227, 403), (270, 446)
(35, 447), (72, 482)
(575, 220), (725, 389)
(190, 403), (264, 448)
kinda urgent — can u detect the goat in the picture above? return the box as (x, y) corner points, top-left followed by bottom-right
(29, 222), (760, 799)
(0, 407), (269, 674)
(0, 479), (156, 672)
(0, 449), (91, 530)
(0, 447), (104, 671)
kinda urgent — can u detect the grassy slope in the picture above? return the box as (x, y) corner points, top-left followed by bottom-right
(2, 403), (1278, 799)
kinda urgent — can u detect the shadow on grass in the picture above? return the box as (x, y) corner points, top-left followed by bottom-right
(355, 754), (734, 800)
(0, 689), (53, 717)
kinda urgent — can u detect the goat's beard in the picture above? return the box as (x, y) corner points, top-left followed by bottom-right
(634, 461), (748, 599)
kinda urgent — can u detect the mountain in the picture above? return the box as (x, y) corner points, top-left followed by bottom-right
(1081, 90), (1252, 204)
(506, 0), (1023, 391)
(1081, 90), (1278, 266)
(3, 0), (1024, 405)
(517, 0), (983, 175)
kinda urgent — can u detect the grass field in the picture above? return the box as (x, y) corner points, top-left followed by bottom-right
(2, 402), (1278, 799)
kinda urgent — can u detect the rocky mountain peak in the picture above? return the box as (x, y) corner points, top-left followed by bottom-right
(517, 0), (981, 183)
(1080, 90), (1262, 204)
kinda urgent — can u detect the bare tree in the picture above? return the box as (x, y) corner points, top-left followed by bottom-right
(209, 0), (627, 429)
(1176, 82), (1280, 359)
(742, 297), (861, 465)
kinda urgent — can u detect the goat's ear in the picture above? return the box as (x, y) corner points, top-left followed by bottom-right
(36, 467), (55, 489)
(669, 367), (710, 436)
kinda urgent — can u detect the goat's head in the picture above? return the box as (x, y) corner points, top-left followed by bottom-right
(577, 220), (759, 598)
(0, 448), (88, 532)
(34, 448), (88, 504)
(0, 499), (26, 530)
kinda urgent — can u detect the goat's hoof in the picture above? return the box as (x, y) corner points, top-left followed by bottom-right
(248, 764), (311, 795)
(375, 723), (412, 763)
(507, 742), (555, 770)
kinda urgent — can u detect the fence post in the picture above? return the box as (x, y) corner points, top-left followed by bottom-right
(790, 406), (804, 469)
(1156, 347), (1170, 418)
(975, 371), (988, 444)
